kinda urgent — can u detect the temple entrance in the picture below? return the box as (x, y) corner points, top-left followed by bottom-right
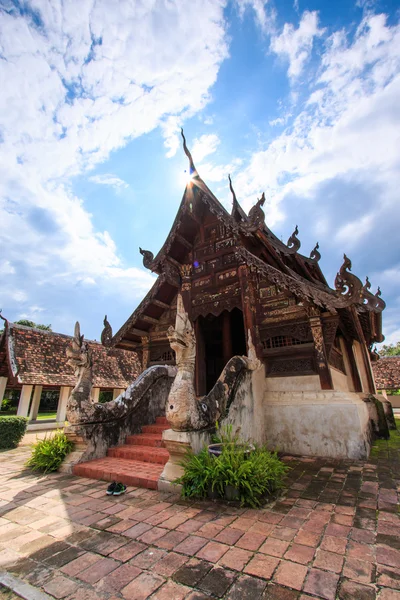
(195, 308), (246, 395)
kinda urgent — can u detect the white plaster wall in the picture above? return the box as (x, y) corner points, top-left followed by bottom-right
(330, 368), (351, 392)
(264, 374), (321, 392)
(263, 390), (371, 459)
(353, 341), (370, 393)
(222, 363), (267, 446)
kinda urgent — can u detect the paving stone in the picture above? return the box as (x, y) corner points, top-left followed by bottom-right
(60, 551), (101, 576)
(343, 557), (374, 583)
(172, 558), (213, 586)
(136, 525), (167, 544)
(153, 552), (189, 577)
(313, 549), (344, 573)
(244, 554), (280, 580)
(95, 563), (142, 594)
(320, 534), (347, 554)
(262, 583), (300, 599)
(214, 527), (243, 545)
(109, 540), (147, 562)
(284, 543), (315, 565)
(259, 538), (290, 558)
(77, 557), (120, 583)
(338, 579), (376, 600)
(150, 580), (191, 600)
(45, 546), (85, 568)
(236, 531), (267, 551)
(377, 565), (400, 590)
(198, 566), (237, 597)
(174, 535), (208, 555)
(133, 547), (166, 568)
(196, 541), (230, 562)
(121, 571), (165, 599)
(379, 590), (400, 599)
(273, 560), (308, 591)
(220, 547), (253, 571)
(43, 576), (79, 598)
(184, 593), (213, 600)
(79, 531), (128, 555)
(271, 527), (297, 541)
(154, 530), (188, 550)
(226, 574), (267, 599)
(293, 530), (321, 548)
(303, 568), (340, 600)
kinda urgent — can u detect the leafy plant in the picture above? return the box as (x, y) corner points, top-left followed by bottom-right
(26, 430), (74, 473)
(1, 398), (12, 411)
(175, 426), (289, 507)
(0, 416), (28, 449)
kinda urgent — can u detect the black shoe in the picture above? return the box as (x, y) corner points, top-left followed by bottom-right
(113, 483), (127, 496)
(106, 481), (117, 495)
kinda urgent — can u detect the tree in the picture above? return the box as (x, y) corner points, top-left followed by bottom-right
(379, 341), (400, 357)
(15, 320), (52, 331)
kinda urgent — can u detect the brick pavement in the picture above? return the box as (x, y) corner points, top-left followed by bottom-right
(0, 426), (399, 600)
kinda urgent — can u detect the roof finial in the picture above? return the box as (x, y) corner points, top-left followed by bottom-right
(228, 174), (238, 206)
(181, 129), (196, 175)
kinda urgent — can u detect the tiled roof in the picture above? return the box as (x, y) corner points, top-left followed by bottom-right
(372, 356), (400, 390)
(2, 324), (141, 388)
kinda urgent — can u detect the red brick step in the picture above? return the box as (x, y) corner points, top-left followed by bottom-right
(108, 445), (169, 464)
(72, 416), (170, 490)
(73, 457), (163, 490)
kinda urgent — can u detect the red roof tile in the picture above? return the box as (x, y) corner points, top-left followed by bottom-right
(372, 356), (400, 390)
(2, 324), (141, 388)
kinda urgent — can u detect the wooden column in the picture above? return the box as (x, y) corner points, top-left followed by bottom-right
(195, 319), (206, 396)
(308, 313), (333, 390)
(0, 377), (7, 402)
(17, 385), (33, 417)
(29, 385), (43, 420)
(113, 388), (124, 400)
(222, 311), (233, 365)
(238, 264), (261, 357)
(180, 264), (192, 317)
(141, 336), (150, 371)
(350, 306), (376, 394)
(343, 338), (362, 393)
(57, 386), (71, 423)
(91, 387), (100, 403)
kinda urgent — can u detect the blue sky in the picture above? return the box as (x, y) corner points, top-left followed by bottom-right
(0, 0), (399, 346)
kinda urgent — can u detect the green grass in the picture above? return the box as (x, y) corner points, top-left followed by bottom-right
(36, 412), (57, 420)
(370, 417), (400, 457)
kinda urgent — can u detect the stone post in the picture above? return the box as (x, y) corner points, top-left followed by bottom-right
(57, 386), (71, 423)
(91, 387), (100, 403)
(0, 377), (7, 402)
(17, 385), (33, 417)
(113, 388), (125, 400)
(29, 385), (43, 421)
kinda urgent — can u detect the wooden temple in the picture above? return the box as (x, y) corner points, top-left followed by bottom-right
(104, 131), (385, 409)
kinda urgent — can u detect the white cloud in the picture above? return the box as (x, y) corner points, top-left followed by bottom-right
(0, 0), (229, 336)
(192, 134), (221, 163)
(236, 0), (275, 33)
(235, 13), (400, 226)
(89, 174), (128, 190)
(270, 11), (325, 78)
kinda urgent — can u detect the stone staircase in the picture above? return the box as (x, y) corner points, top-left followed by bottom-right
(72, 417), (170, 490)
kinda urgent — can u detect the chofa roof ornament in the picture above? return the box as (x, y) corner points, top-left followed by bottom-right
(228, 174), (239, 212)
(334, 254), (363, 304)
(241, 192), (266, 232)
(310, 242), (321, 262)
(181, 128), (197, 176)
(139, 247), (155, 270)
(287, 225), (301, 253)
(101, 315), (113, 347)
(362, 277), (386, 312)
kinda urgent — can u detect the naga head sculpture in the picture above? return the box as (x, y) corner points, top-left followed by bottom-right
(167, 295), (196, 368)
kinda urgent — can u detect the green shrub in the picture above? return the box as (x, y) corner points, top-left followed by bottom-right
(0, 416), (28, 449)
(175, 427), (289, 507)
(1, 398), (12, 411)
(26, 430), (74, 473)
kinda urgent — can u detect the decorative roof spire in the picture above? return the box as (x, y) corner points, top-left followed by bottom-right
(228, 174), (238, 206)
(310, 242), (321, 262)
(139, 247), (154, 270)
(181, 128), (196, 176)
(287, 225), (301, 252)
(101, 315), (113, 347)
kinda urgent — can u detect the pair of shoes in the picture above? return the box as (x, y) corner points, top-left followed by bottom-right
(106, 481), (127, 496)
